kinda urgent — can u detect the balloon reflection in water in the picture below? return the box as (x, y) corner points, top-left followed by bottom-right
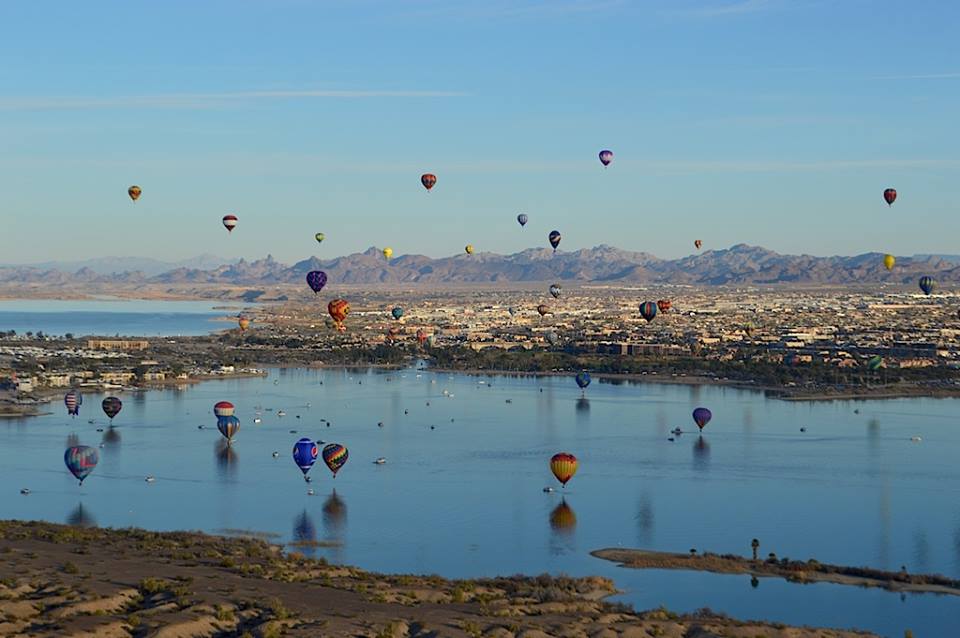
(215, 440), (239, 480)
(322, 490), (347, 536)
(292, 510), (318, 557)
(575, 397), (590, 413)
(66, 503), (97, 528)
(101, 426), (121, 447)
(549, 500), (577, 534)
(692, 436), (710, 472)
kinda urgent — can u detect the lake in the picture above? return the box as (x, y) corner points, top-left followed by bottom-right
(2, 368), (958, 637)
(0, 298), (249, 336)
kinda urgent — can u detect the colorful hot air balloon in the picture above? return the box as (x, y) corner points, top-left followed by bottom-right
(548, 230), (561, 253)
(127, 185), (142, 202)
(238, 316), (251, 331)
(213, 401), (235, 418)
(65, 445), (99, 485)
(883, 254), (895, 271)
(549, 284), (562, 299)
(322, 443), (349, 477)
(426, 334), (436, 348)
(101, 397), (122, 422)
(867, 356), (884, 371)
(536, 304), (551, 317)
(421, 173), (437, 191)
(657, 299), (672, 313)
(517, 213), (528, 227)
(550, 452), (578, 486)
(465, 244), (474, 255)
(315, 232), (325, 244)
(64, 390), (82, 417)
(692, 407), (712, 432)
(919, 276), (936, 295)
(883, 188), (897, 206)
(382, 247), (394, 260)
(639, 301), (658, 322)
(328, 299), (350, 331)
(545, 331), (560, 346)
(508, 306), (517, 317)
(222, 214), (238, 233)
(575, 371), (591, 390)
(306, 270), (328, 295)
(293, 437), (318, 481)
(694, 240), (702, 250)
(391, 307), (404, 320)
(217, 415), (240, 442)
(598, 150), (613, 167)
(416, 328), (427, 346)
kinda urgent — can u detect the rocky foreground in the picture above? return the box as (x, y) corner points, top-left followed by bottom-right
(0, 521), (877, 637)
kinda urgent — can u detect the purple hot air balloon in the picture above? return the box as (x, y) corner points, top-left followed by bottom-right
(599, 150), (613, 167)
(692, 407), (712, 432)
(306, 271), (328, 295)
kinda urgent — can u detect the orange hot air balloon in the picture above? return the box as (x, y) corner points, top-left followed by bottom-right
(328, 299), (350, 331)
(421, 173), (437, 191)
(536, 304), (551, 317)
(416, 328), (427, 345)
(657, 299), (672, 313)
(238, 316), (251, 332)
(550, 452), (578, 486)
(128, 185), (142, 202)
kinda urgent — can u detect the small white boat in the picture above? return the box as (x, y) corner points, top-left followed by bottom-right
(277, 410), (286, 417)
(145, 476), (156, 483)
(20, 488), (30, 495)
(307, 488), (315, 496)
(374, 457), (387, 465)
(271, 451), (279, 458)
(254, 418), (262, 424)
(911, 436), (922, 442)
(542, 487), (555, 493)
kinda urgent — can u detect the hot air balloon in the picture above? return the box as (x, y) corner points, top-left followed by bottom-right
(222, 214), (238, 233)
(101, 397), (122, 422)
(213, 401), (235, 418)
(692, 407), (712, 432)
(548, 230), (561, 253)
(315, 233), (325, 244)
(416, 328), (428, 346)
(694, 240), (702, 250)
(549, 284), (562, 299)
(391, 307), (404, 321)
(426, 335), (436, 348)
(598, 150), (613, 167)
(657, 299), (672, 313)
(64, 390), (82, 417)
(550, 452), (578, 486)
(639, 301), (658, 322)
(883, 254), (895, 271)
(517, 213), (528, 227)
(386, 326), (402, 342)
(883, 188), (897, 206)
(382, 247), (394, 260)
(293, 437), (318, 482)
(328, 299), (350, 331)
(536, 304), (551, 317)
(306, 271), (328, 295)
(575, 371), (591, 390)
(128, 185), (142, 202)
(421, 173), (436, 191)
(465, 245), (474, 255)
(217, 415), (240, 442)
(545, 331), (560, 346)
(867, 356), (884, 371)
(322, 443), (349, 477)
(919, 276), (936, 295)
(508, 306), (517, 317)
(238, 316), (251, 332)
(65, 445), (99, 485)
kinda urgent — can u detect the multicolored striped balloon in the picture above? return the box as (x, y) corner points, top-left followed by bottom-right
(222, 214), (238, 233)
(64, 390), (82, 417)
(550, 452), (578, 487)
(217, 415), (240, 441)
(322, 443), (349, 477)
(213, 401), (235, 418)
(65, 445), (99, 485)
(639, 301), (658, 322)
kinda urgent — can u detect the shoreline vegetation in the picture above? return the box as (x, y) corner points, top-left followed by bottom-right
(0, 521), (879, 637)
(591, 548), (960, 597)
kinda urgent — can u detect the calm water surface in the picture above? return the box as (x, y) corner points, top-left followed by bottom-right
(2, 368), (958, 637)
(0, 298), (246, 336)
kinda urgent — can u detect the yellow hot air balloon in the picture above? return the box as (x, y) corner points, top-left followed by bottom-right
(238, 316), (251, 332)
(465, 244), (474, 255)
(550, 452), (578, 487)
(315, 233), (325, 244)
(382, 247), (393, 260)
(883, 254), (895, 271)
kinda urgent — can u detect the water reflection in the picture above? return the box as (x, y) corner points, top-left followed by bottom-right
(549, 499), (577, 556)
(692, 436), (710, 471)
(322, 489), (347, 537)
(575, 397), (590, 414)
(101, 426), (121, 447)
(292, 509), (318, 557)
(214, 440), (238, 480)
(750, 575), (759, 589)
(636, 493), (655, 546)
(66, 503), (97, 528)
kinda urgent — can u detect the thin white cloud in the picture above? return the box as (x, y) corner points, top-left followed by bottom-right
(0, 89), (466, 111)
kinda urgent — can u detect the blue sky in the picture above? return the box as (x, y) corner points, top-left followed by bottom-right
(1, 0), (958, 264)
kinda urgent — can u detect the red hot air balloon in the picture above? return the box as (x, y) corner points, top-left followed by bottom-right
(213, 401), (235, 418)
(550, 452), (578, 486)
(222, 214), (238, 232)
(328, 299), (350, 331)
(421, 173), (437, 191)
(657, 299), (672, 313)
(883, 189), (897, 206)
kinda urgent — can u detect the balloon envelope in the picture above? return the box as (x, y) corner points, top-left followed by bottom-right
(293, 437), (318, 477)
(694, 240), (702, 250)
(575, 371), (591, 389)
(639, 301), (658, 322)
(536, 304), (551, 317)
(548, 230), (561, 252)
(322, 443), (349, 477)
(598, 150), (613, 166)
(306, 271), (328, 294)
(657, 299), (672, 313)
(692, 407), (712, 431)
(549, 284), (562, 299)
(128, 185), (141, 202)
(238, 316), (250, 331)
(421, 173), (437, 191)
(391, 307), (404, 320)
(517, 213), (528, 227)
(222, 215), (238, 232)
(315, 233), (325, 244)
(217, 415), (240, 441)
(883, 254), (895, 271)
(465, 245), (474, 255)
(328, 299), (350, 327)
(213, 401), (235, 418)
(382, 247), (393, 260)
(65, 445), (99, 484)
(883, 188), (897, 206)
(101, 397), (122, 420)
(919, 276), (936, 295)
(550, 452), (578, 486)
(64, 390), (82, 416)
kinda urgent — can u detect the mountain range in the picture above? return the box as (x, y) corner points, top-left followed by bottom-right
(2, 245), (960, 286)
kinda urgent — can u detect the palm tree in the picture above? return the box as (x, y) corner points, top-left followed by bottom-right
(751, 538), (760, 561)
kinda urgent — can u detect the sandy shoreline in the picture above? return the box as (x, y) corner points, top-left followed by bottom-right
(0, 521), (878, 637)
